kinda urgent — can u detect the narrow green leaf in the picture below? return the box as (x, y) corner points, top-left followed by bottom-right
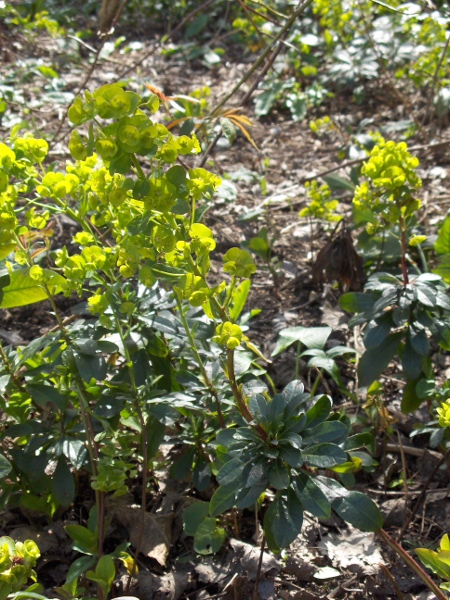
(229, 279), (251, 321)
(323, 174), (355, 192)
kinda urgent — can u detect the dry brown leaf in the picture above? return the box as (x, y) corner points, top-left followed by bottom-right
(111, 506), (173, 567)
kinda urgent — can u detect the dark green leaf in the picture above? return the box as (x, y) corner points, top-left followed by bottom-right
(0, 454), (12, 478)
(303, 421), (348, 445)
(410, 330), (430, 356)
(268, 461), (290, 490)
(339, 292), (375, 314)
(293, 473), (331, 519)
(264, 489), (303, 552)
(183, 501), (210, 536)
(332, 491), (383, 531)
(52, 456), (75, 508)
(209, 485), (238, 518)
(363, 318), (391, 349)
(235, 481), (268, 508)
(303, 443), (347, 468)
(28, 383), (68, 411)
(401, 378), (423, 413)
(402, 338), (423, 380)
(305, 395), (332, 429)
(358, 332), (402, 387)
(194, 517), (226, 555)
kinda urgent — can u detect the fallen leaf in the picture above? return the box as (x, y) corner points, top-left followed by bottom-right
(111, 506), (173, 567)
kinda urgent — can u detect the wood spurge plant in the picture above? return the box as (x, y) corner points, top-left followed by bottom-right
(3, 0), (450, 598)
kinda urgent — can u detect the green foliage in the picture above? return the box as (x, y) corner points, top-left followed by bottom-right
(0, 537), (41, 600)
(416, 534), (450, 593)
(340, 272), (450, 409)
(300, 180), (342, 223)
(211, 380), (381, 553)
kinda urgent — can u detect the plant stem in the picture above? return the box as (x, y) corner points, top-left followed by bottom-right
(399, 217), (409, 285)
(377, 529), (448, 600)
(176, 297), (225, 428)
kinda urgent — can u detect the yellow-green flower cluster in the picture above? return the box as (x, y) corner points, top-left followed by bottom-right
(360, 141), (421, 192)
(353, 140), (422, 232)
(437, 399), (450, 428)
(300, 180), (342, 223)
(213, 322), (243, 350)
(0, 536), (40, 598)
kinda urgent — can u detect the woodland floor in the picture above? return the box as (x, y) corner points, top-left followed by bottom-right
(1, 8), (450, 600)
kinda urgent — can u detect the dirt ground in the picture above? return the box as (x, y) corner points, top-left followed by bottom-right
(1, 9), (450, 599)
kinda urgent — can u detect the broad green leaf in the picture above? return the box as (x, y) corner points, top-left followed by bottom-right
(332, 491), (383, 531)
(410, 330), (430, 356)
(194, 517), (226, 555)
(209, 485), (237, 518)
(73, 351), (107, 383)
(358, 332), (402, 388)
(434, 255), (450, 283)
(435, 214), (450, 255)
(217, 456), (245, 487)
(183, 501), (210, 536)
(303, 443), (347, 468)
(343, 433), (374, 452)
(264, 489), (303, 552)
(52, 456), (75, 508)
(0, 268), (66, 308)
(292, 474), (331, 519)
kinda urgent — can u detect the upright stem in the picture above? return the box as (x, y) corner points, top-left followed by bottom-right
(176, 297), (225, 428)
(399, 217), (409, 285)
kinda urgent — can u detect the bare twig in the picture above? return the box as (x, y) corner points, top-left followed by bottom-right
(253, 536), (266, 600)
